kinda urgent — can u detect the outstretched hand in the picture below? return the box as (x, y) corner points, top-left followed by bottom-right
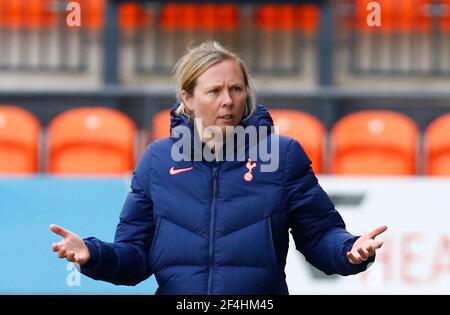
(347, 225), (387, 265)
(50, 224), (90, 267)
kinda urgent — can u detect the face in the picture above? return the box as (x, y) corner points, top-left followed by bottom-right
(181, 59), (247, 134)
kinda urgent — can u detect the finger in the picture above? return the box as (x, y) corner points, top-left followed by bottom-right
(357, 248), (369, 259)
(66, 251), (76, 262)
(367, 245), (375, 256)
(52, 243), (60, 252)
(50, 224), (70, 238)
(367, 225), (388, 239)
(57, 247), (67, 259)
(347, 252), (359, 264)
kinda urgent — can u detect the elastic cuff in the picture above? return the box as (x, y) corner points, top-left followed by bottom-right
(80, 237), (101, 271)
(342, 235), (375, 274)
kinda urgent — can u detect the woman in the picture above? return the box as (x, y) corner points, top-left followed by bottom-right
(50, 41), (387, 295)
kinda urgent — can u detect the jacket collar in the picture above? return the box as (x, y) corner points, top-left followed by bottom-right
(168, 102), (274, 165)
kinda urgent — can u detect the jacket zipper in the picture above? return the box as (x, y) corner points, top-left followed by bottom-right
(207, 165), (219, 295)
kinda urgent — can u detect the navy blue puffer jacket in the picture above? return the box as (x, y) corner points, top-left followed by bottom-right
(81, 104), (372, 295)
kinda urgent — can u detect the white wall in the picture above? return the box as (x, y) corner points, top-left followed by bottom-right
(286, 176), (450, 294)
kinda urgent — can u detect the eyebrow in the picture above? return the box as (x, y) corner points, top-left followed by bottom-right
(205, 85), (222, 90)
(204, 83), (244, 90)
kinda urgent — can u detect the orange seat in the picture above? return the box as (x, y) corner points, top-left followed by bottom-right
(355, 0), (432, 33)
(160, 4), (238, 31)
(256, 5), (296, 31)
(215, 4), (239, 31)
(151, 109), (171, 141)
(270, 109), (325, 174)
(297, 5), (319, 33)
(441, 0), (450, 32)
(67, 1), (153, 32)
(0, 0), (57, 29)
(425, 113), (450, 176)
(66, 0), (105, 31)
(0, 1), (7, 28)
(331, 110), (418, 176)
(48, 107), (136, 175)
(25, 0), (57, 28)
(0, 105), (41, 174)
(118, 2), (152, 31)
(1, 0), (23, 29)
(255, 4), (319, 32)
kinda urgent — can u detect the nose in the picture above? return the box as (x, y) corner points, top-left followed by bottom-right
(220, 90), (233, 107)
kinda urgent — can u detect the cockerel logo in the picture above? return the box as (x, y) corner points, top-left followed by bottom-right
(244, 158), (256, 182)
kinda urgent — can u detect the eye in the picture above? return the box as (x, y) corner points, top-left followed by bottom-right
(208, 89), (220, 94)
(231, 86), (243, 92)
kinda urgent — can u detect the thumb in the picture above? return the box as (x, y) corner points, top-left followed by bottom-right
(50, 224), (70, 238)
(373, 240), (384, 250)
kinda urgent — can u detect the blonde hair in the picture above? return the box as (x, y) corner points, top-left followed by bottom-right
(174, 41), (256, 122)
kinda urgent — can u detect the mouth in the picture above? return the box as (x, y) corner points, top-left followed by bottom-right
(218, 115), (233, 120)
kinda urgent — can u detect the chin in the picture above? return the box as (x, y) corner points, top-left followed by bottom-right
(223, 124), (238, 134)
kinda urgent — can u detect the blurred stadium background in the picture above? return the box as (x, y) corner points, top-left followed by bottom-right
(0, 0), (449, 294)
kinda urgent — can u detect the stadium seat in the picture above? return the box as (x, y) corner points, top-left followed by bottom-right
(0, 0), (23, 29)
(151, 109), (171, 141)
(118, 2), (152, 32)
(25, 0), (57, 28)
(297, 5), (319, 33)
(270, 109), (325, 174)
(0, 105), (41, 174)
(160, 3), (194, 31)
(255, 4), (319, 33)
(0, 0), (57, 29)
(62, 0), (104, 31)
(70, 1), (153, 32)
(48, 107), (136, 175)
(440, 0), (450, 32)
(425, 113), (450, 176)
(0, 1), (6, 28)
(160, 4), (238, 31)
(331, 110), (418, 176)
(85, 0), (105, 32)
(355, 0), (432, 33)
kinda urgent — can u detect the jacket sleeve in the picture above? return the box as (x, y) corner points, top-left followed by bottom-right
(80, 146), (155, 286)
(285, 139), (373, 276)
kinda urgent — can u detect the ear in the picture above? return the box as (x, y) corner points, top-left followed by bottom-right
(181, 90), (194, 112)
